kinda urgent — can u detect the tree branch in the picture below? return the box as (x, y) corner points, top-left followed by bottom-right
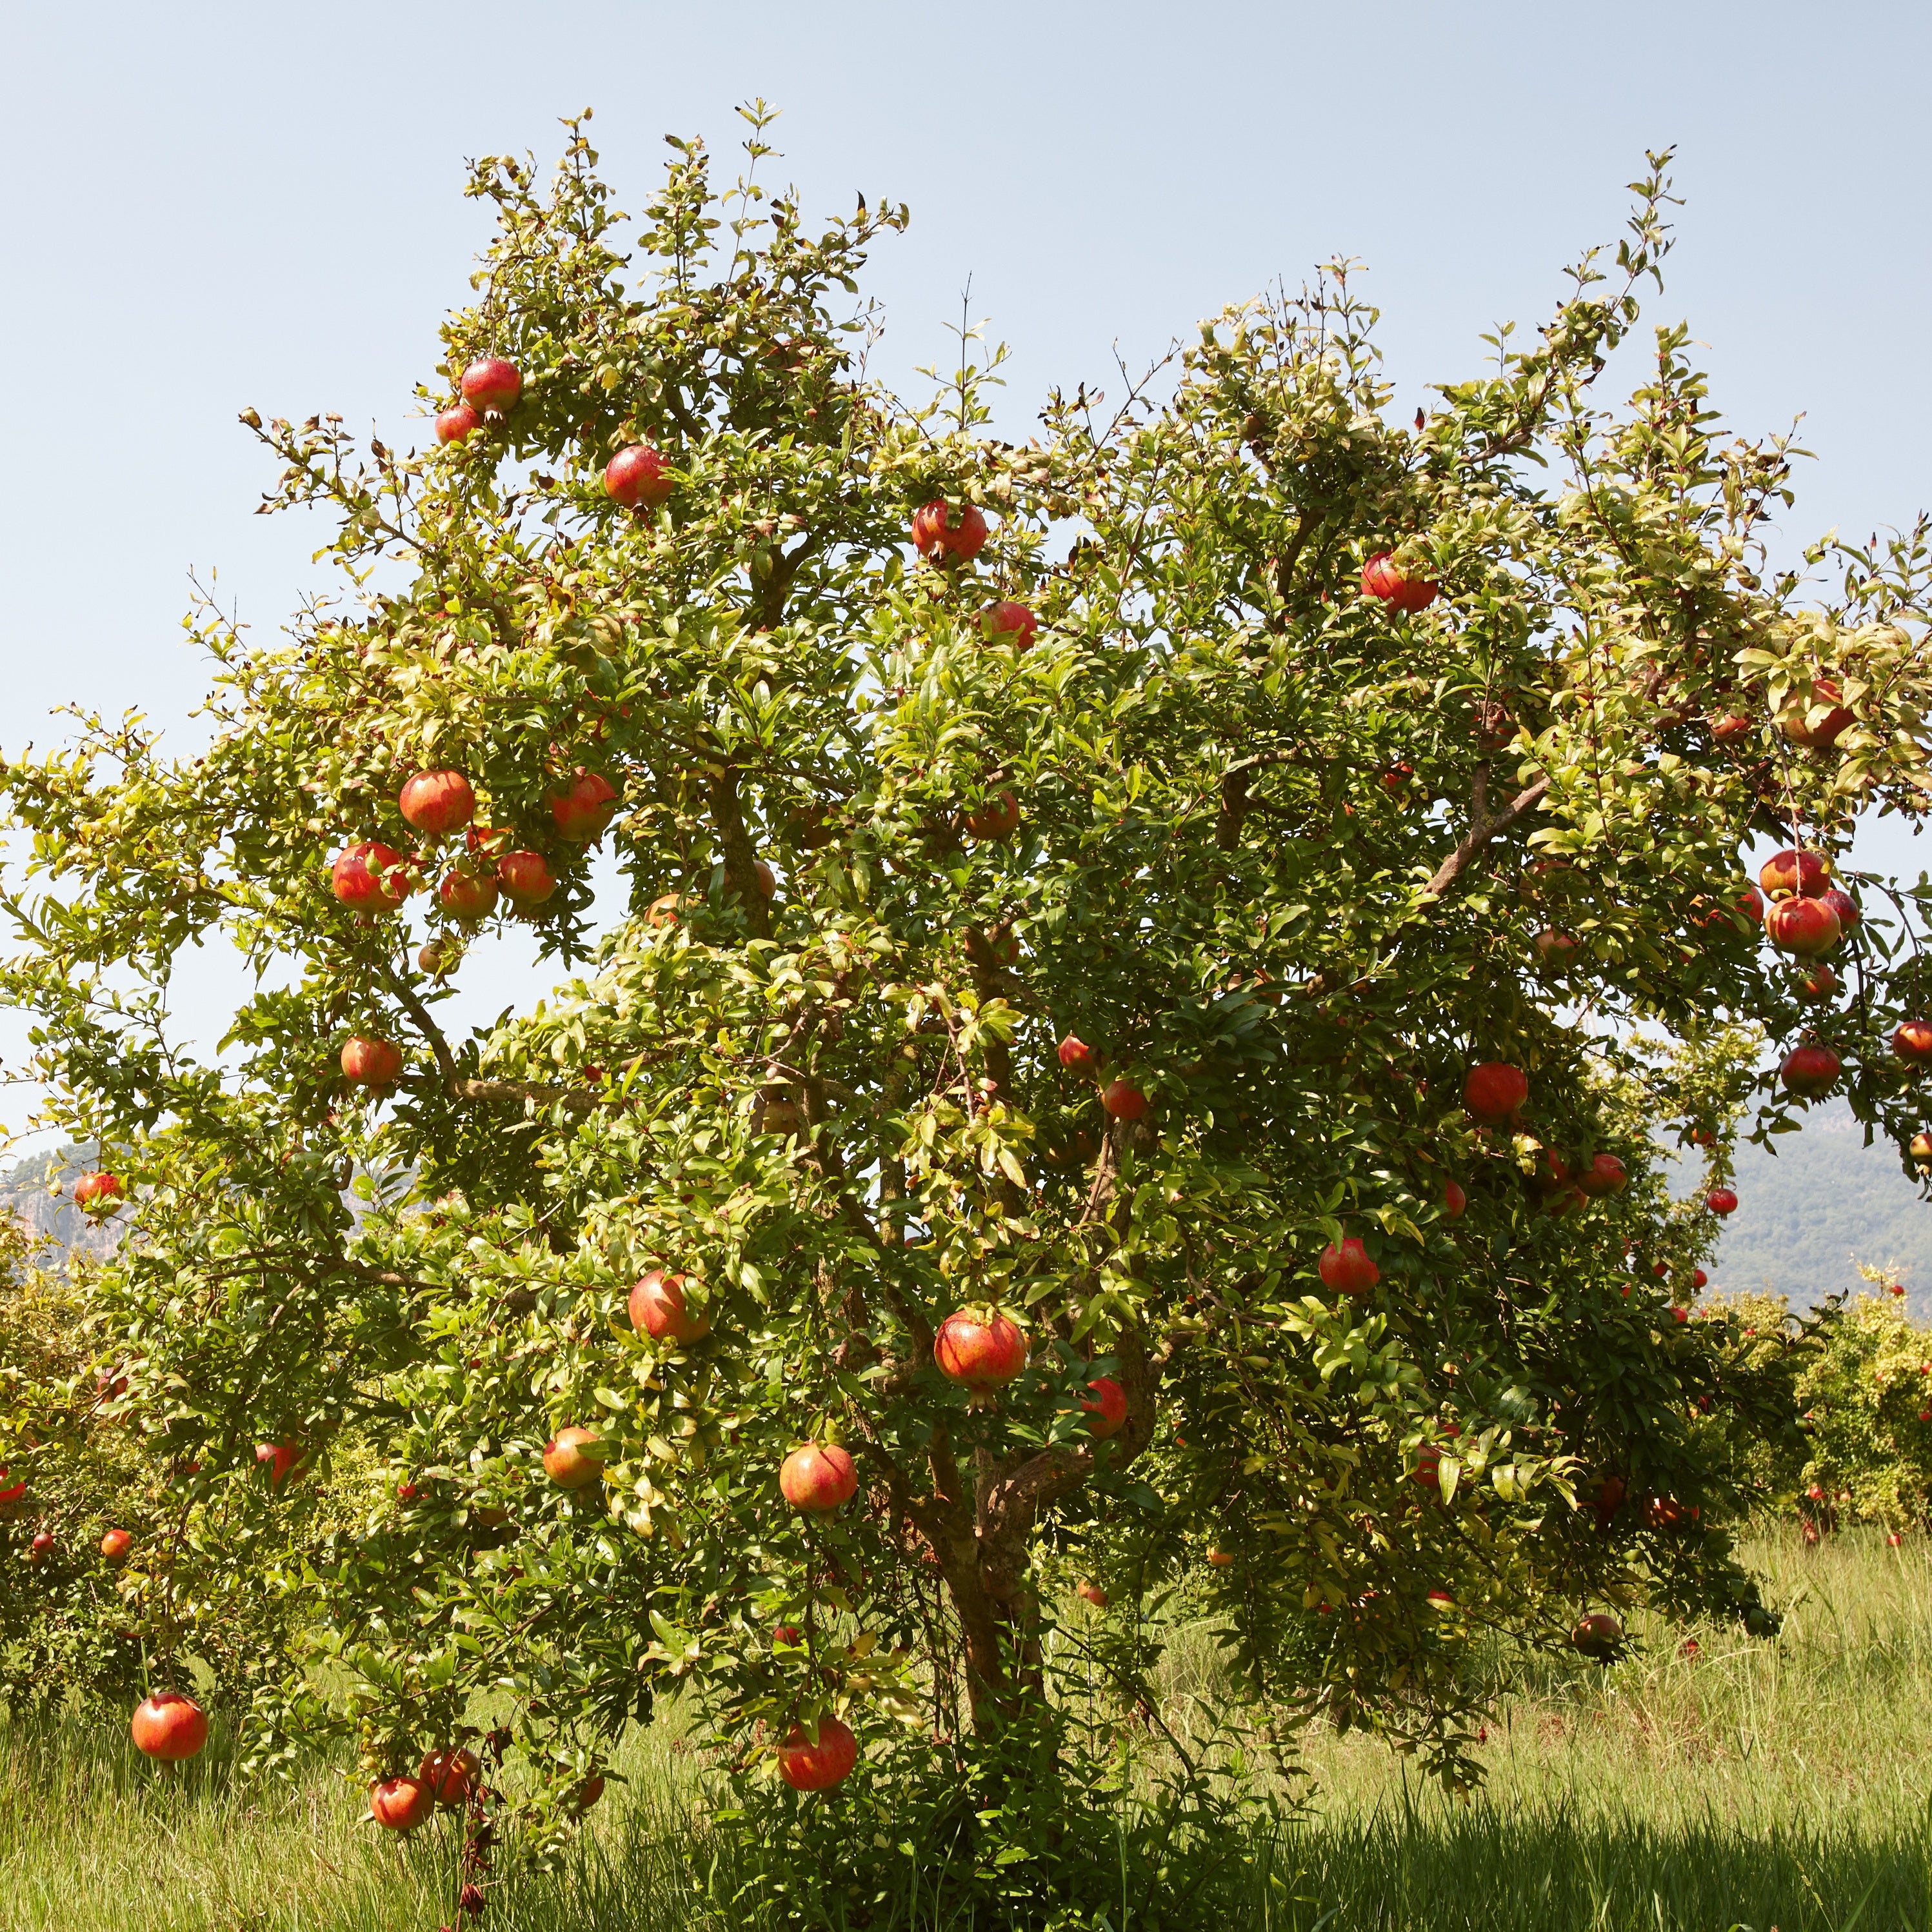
(1422, 768), (1551, 899)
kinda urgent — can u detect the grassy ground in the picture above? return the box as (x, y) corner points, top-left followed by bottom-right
(3, 1527), (1929, 1931)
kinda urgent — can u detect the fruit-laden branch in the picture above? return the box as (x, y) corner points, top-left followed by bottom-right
(1422, 764), (1551, 899)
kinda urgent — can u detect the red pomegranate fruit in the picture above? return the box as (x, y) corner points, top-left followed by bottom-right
(1764, 897), (1841, 957)
(460, 356), (522, 420)
(1779, 677), (1853, 748)
(1759, 848), (1829, 899)
(330, 841), (411, 911)
(1318, 1236), (1380, 1295)
(777, 1715), (858, 1791)
(779, 1442), (858, 1513)
(934, 1311), (1028, 1388)
(1464, 1062), (1529, 1123)
(399, 770), (475, 835)
(980, 600), (1038, 650)
(498, 851), (557, 904)
(435, 403), (481, 444)
(341, 1037), (403, 1088)
(1057, 1035), (1099, 1075)
(74, 1171), (125, 1213)
(370, 1775), (434, 1831)
(629, 1270), (710, 1344)
(605, 444), (673, 509)
(1895, 1021), (1932, 1069)
(1081, 1377), (1128, 1437)
(550, 770), (620, 841)
(911, 500), (989, 564)
(132, 1691), (209, 1761)
(1780, 1044), (1842, 1097)
(1360, 551), (1440, 613)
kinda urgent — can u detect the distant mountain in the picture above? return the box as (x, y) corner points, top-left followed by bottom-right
(1678, 1100), (1932, 1315)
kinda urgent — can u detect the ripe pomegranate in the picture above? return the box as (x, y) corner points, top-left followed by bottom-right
(1102, 1079), (1149, 1120)
(1425, 1589), (1455, 1611)
(1318, 1236), (1379, 1295)
(604, 443), (673, 508)
(550, 770), (620, 841)
(132, 1691), (209, 1760)
(773, 1624), (801, 1646)
(399, 770), (475, 835)
(1781, 1044), (1842, 1097)
(981, 600), (1038, 650)
(1359, 551), (1440, 613)
(934, 1311), (1028, 1388)
(1463, 1062), (1528, 1123)
(543, 1427), (604, 1489)
(438, 868), (499, 921)
(1578, 1154), (1628, 1196)
(330, 840), (411, 911)
(1706, 1188), (1738, 1216)
(779, 1442), (858, 1513)
(370, 1775), (434, 1831)
(74, 1171), (124, 1213)
(460, 356), (522, 420)
(1534, 929), (1580, 968)
(1895, 1022), (1932, 1068)
(1764, 897), (1841, 957)
(255, 1442), (303, 1487)
(1077, 1580), (1109, 1608)
(911, 500), (989, 564)
(777, 1715), (858, 1791)
(964, 791), (1021, 841)
(646, 891), (682, 929)
(28, 1530), (54, 1564)
(1413, 1428), (1462, 1491)
(0, 1471), (28, 1518)
(629, 1270), (710, 1344)
(1779, 677), (1853, 748)
(1913, 1132), (1932, 1168)
(1590, 1475), (1626, 1516)
(1444, 1180), (1467, 1220)
(1709, 713), (1754, 743)
(1570, 1611), (1623, 1659)
(1081, 1377), (1128, 1437)
(498, 850), (557, 904)
(435, 403), (481, 444)
(341, 1037), (403, 1088)
(1058, 1035), (1099, 1075)
(1760, 849), (1829, 899)
(1381, 761), (1416, 791)
(1821, 886), (1860, 933)
(419, 1747), (481, 1806)
(1798, 965), (1839, 1001)
(1206, 1548), (1235, 1569)
(573, 1773), (606, 1812)
(1693, 1268), (1709, 1289)
(100, 1528), (132, 1563)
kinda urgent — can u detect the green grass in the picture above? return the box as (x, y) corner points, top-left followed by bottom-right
(5, 1528), (1932, 1930)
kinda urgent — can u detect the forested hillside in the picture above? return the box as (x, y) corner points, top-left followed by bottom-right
(1694, 1102), (1932, 1313)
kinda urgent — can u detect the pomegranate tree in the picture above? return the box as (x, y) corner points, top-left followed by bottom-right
(6, 132), (1917, 1868)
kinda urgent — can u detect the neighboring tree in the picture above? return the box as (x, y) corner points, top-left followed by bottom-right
(1792, 1272), (1932, 1533)
(5, 113), (1931, 1865)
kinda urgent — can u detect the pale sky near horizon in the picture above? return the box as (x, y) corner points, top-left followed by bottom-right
(3, 0), (1930, 1153)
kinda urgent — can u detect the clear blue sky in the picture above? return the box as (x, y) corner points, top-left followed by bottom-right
(3, 0), (1930, 1152)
